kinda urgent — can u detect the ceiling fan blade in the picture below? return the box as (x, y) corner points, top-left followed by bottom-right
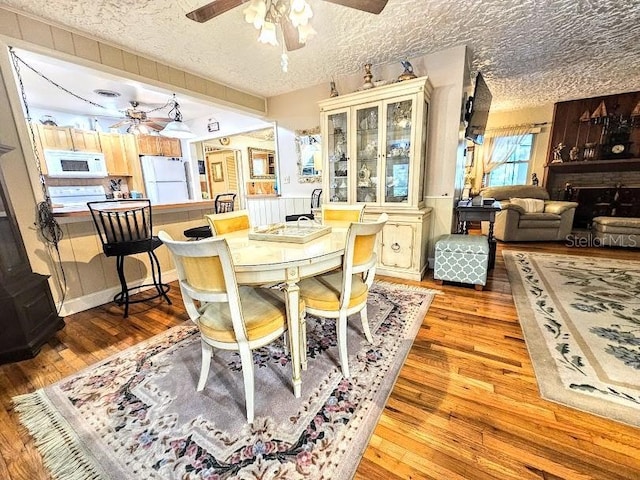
(109, 120), (130, 128)
(281, 17), (305, 51)
(146, 117), (171, 123)
(186, 0), (244, 22)
(324, 0), (388, 14)
(144, 122), (165, 131)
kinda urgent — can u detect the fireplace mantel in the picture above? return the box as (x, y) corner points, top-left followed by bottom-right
(546, 158), (640, 174)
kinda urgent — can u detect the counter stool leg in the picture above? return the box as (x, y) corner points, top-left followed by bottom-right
(114, 255), (130, 318)
(149, 250), (172, 305)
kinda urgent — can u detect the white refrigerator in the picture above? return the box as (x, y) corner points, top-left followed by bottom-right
(140, 156), (190, 204)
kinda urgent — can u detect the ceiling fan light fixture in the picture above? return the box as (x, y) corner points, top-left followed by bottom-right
(127, 123), (151, 135)
(297, 22), (316, 43)
(289, 0), (312, 27)
(243, 0), (267, 29)
(258, 21), (278, 45)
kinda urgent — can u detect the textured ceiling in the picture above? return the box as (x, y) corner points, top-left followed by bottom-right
(2, 0), (640, 112)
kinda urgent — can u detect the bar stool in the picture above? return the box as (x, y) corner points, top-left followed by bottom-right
(183, 192), (237, 240)
(88, 199), (171, 317)
(285, 188), (322, 221)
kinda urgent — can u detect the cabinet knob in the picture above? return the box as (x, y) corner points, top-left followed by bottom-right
(391, 242), (401, 252)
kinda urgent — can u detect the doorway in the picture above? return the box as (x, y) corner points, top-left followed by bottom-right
(205, 149), (241, 208)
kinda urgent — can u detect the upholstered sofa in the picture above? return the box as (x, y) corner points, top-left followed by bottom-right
(478, 185), (578, 242)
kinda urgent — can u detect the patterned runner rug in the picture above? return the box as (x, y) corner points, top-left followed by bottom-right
(503, 251), (640, 427)
(14, 281), (436, 480)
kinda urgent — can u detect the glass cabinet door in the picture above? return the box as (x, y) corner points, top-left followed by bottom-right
(383, 98), (413, 203)
(327, 110), (349, 202)
(354, 104), (380, 203)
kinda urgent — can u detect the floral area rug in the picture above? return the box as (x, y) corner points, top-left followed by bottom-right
(503, 251), (640, 427)
(13, 281), (435, 480)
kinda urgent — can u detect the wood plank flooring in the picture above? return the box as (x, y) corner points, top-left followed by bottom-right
(1, 240), (639, 479)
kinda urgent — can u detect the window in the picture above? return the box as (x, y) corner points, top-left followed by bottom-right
(484, 134), (534, 187)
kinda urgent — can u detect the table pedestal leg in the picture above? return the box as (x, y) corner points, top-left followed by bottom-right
(283, 273), (302, 398)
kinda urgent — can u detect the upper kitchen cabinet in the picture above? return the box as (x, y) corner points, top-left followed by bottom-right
(99, 132), (138, 176)
(136, 134), (182, 157)
(319, 77), (431, 209)
(34, 124), (102, 153)
(319, 77), (433, 282)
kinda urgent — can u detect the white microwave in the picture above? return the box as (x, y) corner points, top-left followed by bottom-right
(44, 149), (108, 178)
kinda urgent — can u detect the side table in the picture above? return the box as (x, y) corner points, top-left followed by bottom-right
(455, 202), (501, 269)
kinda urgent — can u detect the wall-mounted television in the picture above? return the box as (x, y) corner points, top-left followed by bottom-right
(464, 72), (492, 144)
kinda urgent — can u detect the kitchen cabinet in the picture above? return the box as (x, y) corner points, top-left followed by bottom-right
(159, 136), (182, 157)
(70, 129), (102, 152)
(319, 77), (433, 281)
(35, 124), (101, 152)
(33, 124), (102, 175)
(0, 143), (63, 364)
(99, 132), (130, 176)
(136, 134), (182, 157)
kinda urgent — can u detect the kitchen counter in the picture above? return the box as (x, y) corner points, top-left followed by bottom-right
(53, 200), (215, 224)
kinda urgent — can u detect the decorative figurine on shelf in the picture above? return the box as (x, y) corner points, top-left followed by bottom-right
(563, 182), (574, 201)
(362, 63), (374, 90)
(358, 162), (372, 186)
(398, 60), (417, 81)
(569, 146), (580, 161)
(552, 142), (565, 163)
(531, 173), (539, 186)
(583, 142), (596, 160)
(329, 80), (339, 97)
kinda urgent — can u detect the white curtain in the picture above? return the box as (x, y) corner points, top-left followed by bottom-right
(478, 125), (532, 187)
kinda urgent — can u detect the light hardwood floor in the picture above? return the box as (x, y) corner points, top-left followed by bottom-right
(1, 240), (639, 479)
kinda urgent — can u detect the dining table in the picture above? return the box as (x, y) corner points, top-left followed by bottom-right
(217, 226), (348, 399)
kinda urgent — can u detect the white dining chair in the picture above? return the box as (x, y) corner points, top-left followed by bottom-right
(297, 213), (387, 378)
(158, 230), (304, 423)
(205, 209), (251, 235)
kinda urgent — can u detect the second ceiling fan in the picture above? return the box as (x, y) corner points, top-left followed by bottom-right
(186, 0), (388, 52)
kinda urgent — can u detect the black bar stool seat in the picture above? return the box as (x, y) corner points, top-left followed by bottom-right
(183, 192), (236, 239)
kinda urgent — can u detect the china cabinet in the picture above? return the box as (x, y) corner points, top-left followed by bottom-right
(0, 144), (63, 363)
(319, 76), (433, 280)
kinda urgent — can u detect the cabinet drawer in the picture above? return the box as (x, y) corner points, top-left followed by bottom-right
(380, 223), (414, 269)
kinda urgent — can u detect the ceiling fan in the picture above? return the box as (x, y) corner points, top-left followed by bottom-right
(186, 0), (388, 52)
(109, 101), (170, 131)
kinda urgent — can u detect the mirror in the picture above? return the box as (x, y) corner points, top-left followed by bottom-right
(196, 124), (279, 199)
(295, 127), (322, 183)
(248, 147), (276, 179)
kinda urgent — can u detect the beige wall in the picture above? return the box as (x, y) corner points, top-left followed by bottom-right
(268, 83), (327, 199)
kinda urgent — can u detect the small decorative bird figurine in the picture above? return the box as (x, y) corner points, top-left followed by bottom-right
(398, 60), (417, 81)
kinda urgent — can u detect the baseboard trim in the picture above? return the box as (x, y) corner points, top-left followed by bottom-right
(58, 270), (178, 317)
